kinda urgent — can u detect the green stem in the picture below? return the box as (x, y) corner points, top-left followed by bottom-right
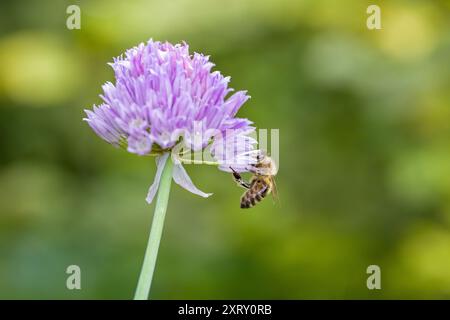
(134, 154), (173, 300)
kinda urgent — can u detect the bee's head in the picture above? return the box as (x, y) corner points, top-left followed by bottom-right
(256, 150), (267, 162)
(247, 150), (277, 175)
(255, 151), (274, 167)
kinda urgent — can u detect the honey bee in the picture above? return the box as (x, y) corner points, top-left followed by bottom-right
(230, 152), (278, 209)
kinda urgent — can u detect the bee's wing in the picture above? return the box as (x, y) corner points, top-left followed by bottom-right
(270, 176), (279, 204)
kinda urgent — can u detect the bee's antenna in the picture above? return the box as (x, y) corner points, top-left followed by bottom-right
(230, 167), (241, 180)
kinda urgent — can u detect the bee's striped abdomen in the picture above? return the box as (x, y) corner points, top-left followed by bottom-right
(240, 178), (270, 209)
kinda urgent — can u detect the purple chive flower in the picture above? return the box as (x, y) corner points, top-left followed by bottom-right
(84, 40), (258, 203)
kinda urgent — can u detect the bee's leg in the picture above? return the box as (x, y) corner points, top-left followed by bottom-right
(230, 167), (251, 189)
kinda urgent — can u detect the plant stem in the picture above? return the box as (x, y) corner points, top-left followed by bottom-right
(134, 154), (173, 300)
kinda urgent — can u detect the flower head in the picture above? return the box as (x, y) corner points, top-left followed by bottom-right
(84, 40), (258, 203)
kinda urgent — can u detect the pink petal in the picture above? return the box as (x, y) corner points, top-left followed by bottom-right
(172, 162), (212, 198)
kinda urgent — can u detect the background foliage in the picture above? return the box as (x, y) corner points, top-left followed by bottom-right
(0, 0), (449, 299)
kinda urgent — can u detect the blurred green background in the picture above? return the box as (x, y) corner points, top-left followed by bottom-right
(0, 0), (449, 299)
